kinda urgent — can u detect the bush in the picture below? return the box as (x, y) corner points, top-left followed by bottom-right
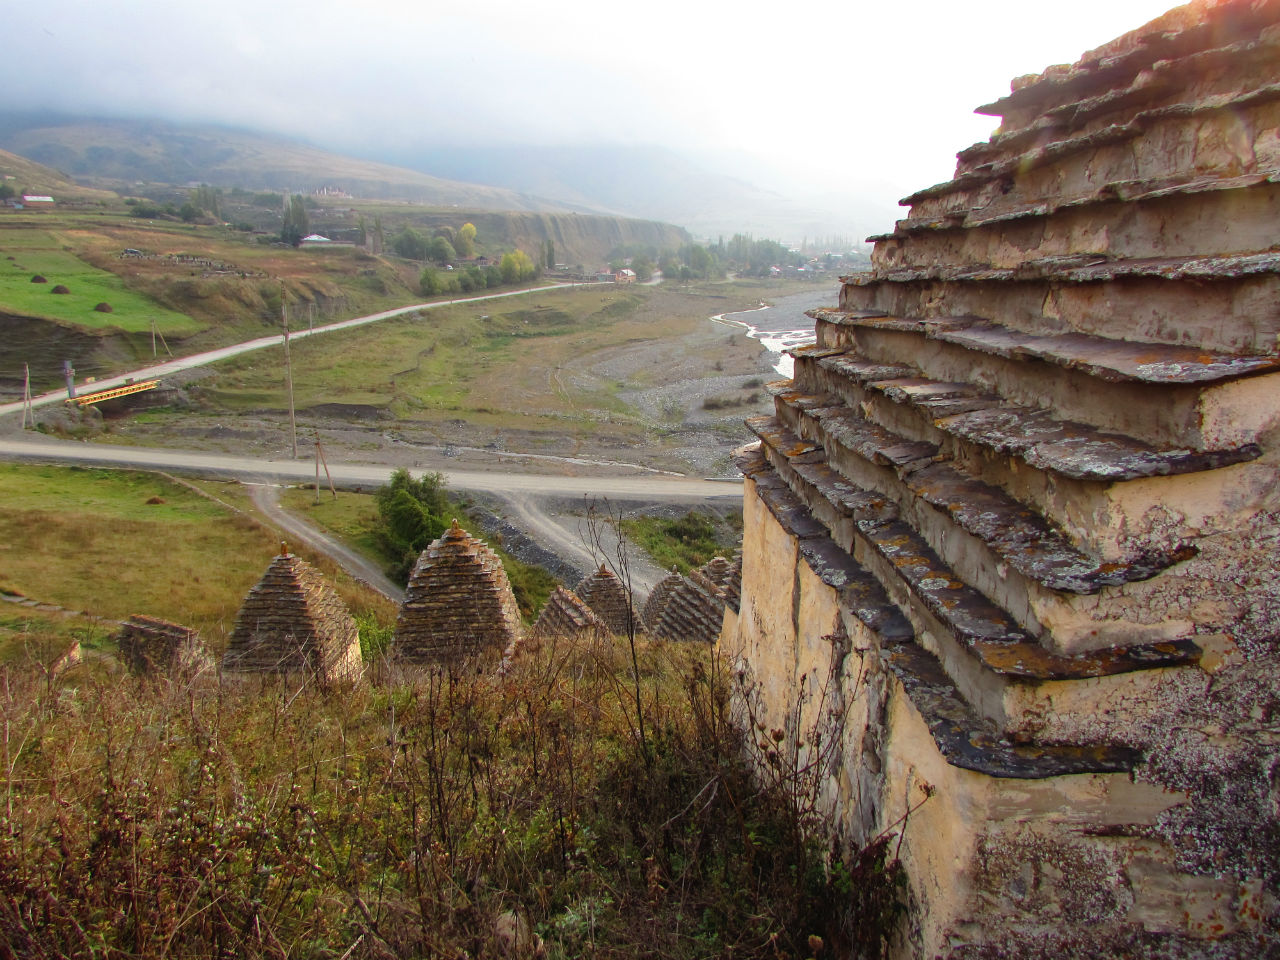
(94, 302), (113, 313)
(51, 284), (69, 295)
(29, 275), (46, 283)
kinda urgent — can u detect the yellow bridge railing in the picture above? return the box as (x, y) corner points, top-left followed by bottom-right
(68, 380), (160, 408)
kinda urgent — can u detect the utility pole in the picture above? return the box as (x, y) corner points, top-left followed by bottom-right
(308, 301), (315, 332)
(63, 360), (75, 400)
(21, 363), (32, 429)
(281, 284), (298, 459)
(151, 318), (157, 358)
(314, 436), (335, 502)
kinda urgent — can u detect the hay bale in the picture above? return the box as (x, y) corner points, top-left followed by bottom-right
(30, 274), (46, 283)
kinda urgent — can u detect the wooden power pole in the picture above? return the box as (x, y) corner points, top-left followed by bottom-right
(21, 363), (32, 429)
(282, 285), (298, 459)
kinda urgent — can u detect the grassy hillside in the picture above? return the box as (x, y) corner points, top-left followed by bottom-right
(0, 464), (392, 650)
(0, 117), (572, 211)
(0, 146), (116, 202)
(0, 197), (688, 395)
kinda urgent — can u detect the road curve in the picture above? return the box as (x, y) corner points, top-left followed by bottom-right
(0, 435), (743, 503)
(0, 282), (577, 418)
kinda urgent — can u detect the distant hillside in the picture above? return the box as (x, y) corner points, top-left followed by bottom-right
(387, 144), (887, 242)
(0, 116), (584, 213)
(0, 146), (117, 202)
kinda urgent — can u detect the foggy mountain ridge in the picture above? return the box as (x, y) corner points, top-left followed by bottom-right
(0, 113), (886, 243)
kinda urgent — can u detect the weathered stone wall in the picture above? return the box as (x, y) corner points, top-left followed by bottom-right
(722, 2), (1280, 955)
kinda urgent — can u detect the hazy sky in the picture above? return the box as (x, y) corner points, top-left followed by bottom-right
(8, 0), (1179, 203)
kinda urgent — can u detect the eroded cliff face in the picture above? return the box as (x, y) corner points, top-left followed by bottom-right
(720, 2), (1280, 955)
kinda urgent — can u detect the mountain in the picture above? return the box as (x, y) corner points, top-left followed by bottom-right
(0, 145), (117, 202)
(0, 115), (583, 213)
(383, 144), (885, 243)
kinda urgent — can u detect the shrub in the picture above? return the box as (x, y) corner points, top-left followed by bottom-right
(94, 302), (113, 313)
(51, 284), (69, 295)
(29, 275), (45, 283)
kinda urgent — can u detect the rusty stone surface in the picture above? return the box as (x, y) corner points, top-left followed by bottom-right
(807, 407), (939, 470)
(117, 614), (209, 676)
(842, 251), (1280, 287)
(907, 83), (1280, 207)
(813, 308), (1280, 385)
(932, 318), (1280, 384)
(224, 550), (362, 683)
(906, 461), (1192, 593)
(573, 565), (633, 636)
(530, 586), (607, 642)
(938, 405), (1261, 481)
(881, 640), (1141, 778)
(393, 520), (523, 667)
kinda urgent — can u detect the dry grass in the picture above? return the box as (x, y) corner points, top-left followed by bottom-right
(0, 631), (902, 959)
(0, 465), (393, 652)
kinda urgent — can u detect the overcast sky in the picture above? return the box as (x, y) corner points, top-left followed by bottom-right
(7, 0), (1178, 205)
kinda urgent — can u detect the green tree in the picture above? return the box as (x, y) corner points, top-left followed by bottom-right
(420, 267), (442, 296)
(374, 468), (449, 583)
(357, 213), (368, 247)
(0, 183), (15, 201)
(631, 254), (654, 282)
(545, 239), (555, 270)
(499, 250), (537, 284)
(427, 236), (456, 263)
(178, 202), (201, 223)
(191, 183), (221, 217)
(280, 194), (309, 247)
(456, 222), (477, 258)
(393, 226), (428, 261)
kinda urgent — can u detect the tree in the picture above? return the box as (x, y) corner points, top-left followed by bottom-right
(0, 183), (15, 201)
(427, 236), (456, 264)
(357, 213), (368, 247)
(178, 202), (201, 223)
(499, 250), (537, 284)
(191, 183), (221, 217)
(544, 239), (555, 270)
(393, 226), (428, 261)
(456, 222), (477, 259)
(374, 468), (449, 583)
(631, 254), (654, 282)
(420, 267), (442, 296)
(280, 194), (309, 247)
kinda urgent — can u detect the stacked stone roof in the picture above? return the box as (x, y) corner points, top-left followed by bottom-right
(641, 569), (683, 634)
(223, 547), (362, 683)
(117, 614), (209, 675)
(530, 585), (608, 642)
(573, 565), (633, 636)
(392, 520), (523, 666)
(726, 2), (1280, 954)
(650, 566), (729, 644)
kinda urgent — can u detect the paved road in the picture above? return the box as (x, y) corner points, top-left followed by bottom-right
(0, 283), (577, 418)
(0, 435), (742, 502)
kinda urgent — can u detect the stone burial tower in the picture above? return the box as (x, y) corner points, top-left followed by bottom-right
(722, 1), (1280, 955)
(391, 520), (524, 667)
(223, 544), (363, 685)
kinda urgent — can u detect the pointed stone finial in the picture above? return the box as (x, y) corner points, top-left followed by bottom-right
(280, 540), (289, 557)
(599, 563), (609, 575)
